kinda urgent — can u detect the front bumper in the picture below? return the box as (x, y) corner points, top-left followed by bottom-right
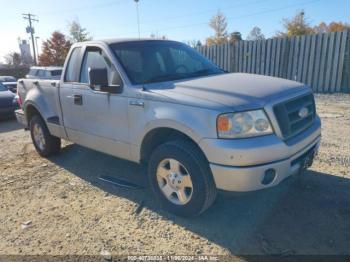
(200, 116), (321, 192)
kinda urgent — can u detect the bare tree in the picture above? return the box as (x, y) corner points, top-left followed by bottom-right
(68, 20), (92, 43)
(206, 11), (228, 45)
(150, 32), (167, 40)
(247, 27), (265, 41)
(4, 52), (22, 66)
(186, 40), (202, 48)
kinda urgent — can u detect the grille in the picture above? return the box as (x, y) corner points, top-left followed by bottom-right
(273, 93), (316, 140)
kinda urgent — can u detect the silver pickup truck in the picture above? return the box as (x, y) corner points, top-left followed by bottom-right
(16, 39), (321, 216)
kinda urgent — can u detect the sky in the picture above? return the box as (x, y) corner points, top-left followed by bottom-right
(0, 0), (349, 63)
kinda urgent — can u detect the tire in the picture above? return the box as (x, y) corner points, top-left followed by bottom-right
(29, 115), (61, 157)
(148, 139), (217, 217)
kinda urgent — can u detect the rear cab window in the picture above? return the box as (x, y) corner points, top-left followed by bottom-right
(64, 47), (82, 82)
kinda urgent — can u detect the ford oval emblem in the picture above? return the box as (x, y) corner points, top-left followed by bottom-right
(298, 107), (309, 118)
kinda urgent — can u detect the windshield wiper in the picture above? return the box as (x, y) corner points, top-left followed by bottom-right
(188, 68), (223, 77)
(144, 69), (224, 84)
(145, 73), (187, 83)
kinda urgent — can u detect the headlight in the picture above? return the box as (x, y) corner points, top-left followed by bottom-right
(217, 110), (273, 138)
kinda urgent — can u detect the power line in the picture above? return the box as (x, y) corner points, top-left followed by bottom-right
(97, 0), (322, 37)
(149, 0), (322, 33)
(37, 0), (124, 16)
(68, 0), (270, 37)
(141, 0), (268, 25)
(23, 13), (39, 65)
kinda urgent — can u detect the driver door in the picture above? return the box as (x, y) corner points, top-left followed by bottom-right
(60, 45), (130, 160)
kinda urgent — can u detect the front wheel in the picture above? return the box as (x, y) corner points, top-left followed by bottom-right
(148, 140), (217, 217)
(30, 115), (61, 157)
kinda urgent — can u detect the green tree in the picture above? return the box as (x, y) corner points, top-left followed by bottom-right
(38, 31), (71, 66)
(68, 20), (92, 43)
(247, 27), (265, 41)
(206, 11), (228, 45)
(277, 10), (313, 37)
(229, 32), (242, 44)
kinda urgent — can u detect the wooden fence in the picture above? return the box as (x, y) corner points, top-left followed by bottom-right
(196, 30), (350, 93)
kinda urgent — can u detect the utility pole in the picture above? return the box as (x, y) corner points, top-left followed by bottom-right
(35, 36), (40, 62)
(22, 13), (39, 65)
(134, 0), (140, 39)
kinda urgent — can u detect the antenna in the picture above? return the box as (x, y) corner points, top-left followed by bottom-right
(134, 0), (141, 39)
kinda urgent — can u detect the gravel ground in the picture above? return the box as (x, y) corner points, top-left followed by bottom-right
(0, 94), (349, 258)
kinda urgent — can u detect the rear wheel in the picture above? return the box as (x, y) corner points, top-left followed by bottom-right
(148, 140), (217, 217)
(30, 115), (61, 157)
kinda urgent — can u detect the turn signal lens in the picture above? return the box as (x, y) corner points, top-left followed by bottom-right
(217, 115), (231, 132)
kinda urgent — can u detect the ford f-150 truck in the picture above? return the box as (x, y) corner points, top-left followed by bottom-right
(15, 39), (321, 216)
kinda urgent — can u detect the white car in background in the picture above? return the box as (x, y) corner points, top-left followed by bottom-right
(26, 66), (63, 80)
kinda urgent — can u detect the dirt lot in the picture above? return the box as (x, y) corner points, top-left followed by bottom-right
(0, 94), (349, 258)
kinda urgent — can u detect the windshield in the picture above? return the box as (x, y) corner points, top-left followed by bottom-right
(0, 83), (8, 91)
(110, 40), (224, 85)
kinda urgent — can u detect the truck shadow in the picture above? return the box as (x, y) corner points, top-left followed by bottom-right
(49, 143), (350, 255)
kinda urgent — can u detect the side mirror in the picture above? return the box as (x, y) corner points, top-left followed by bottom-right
(88, 67), (123, 94)
(89, 67), (108, 88)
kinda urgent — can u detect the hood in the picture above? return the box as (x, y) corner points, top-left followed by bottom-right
(145, 73), (310, 111)
(0, 90), (15, 108)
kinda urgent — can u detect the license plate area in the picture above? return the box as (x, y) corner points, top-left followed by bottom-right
(291, 145), (317, 170)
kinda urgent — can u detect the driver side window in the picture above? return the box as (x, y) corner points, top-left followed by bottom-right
(80, 48), (122, 87)
(80, 49), (108, 84)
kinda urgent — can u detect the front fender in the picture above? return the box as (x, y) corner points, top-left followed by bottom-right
(128, 100), (220, 162)
(142, 118), (202, 144)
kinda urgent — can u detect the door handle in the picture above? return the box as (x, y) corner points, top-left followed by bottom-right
(129, 100), (144, 107)
(74, 94), (83, 105)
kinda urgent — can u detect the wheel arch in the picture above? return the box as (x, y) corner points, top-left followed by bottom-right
(24, 102), (43, 123)
(140, 127), (207, 164)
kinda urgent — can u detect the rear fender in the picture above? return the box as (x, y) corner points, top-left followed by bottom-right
(23, 87), (67, 139)
(23, 87), (55, 122)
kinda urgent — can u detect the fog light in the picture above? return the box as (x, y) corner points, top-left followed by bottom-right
(261, 169), (276, 185)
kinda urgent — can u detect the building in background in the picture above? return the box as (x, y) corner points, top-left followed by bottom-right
(18, 39), (33, 65)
